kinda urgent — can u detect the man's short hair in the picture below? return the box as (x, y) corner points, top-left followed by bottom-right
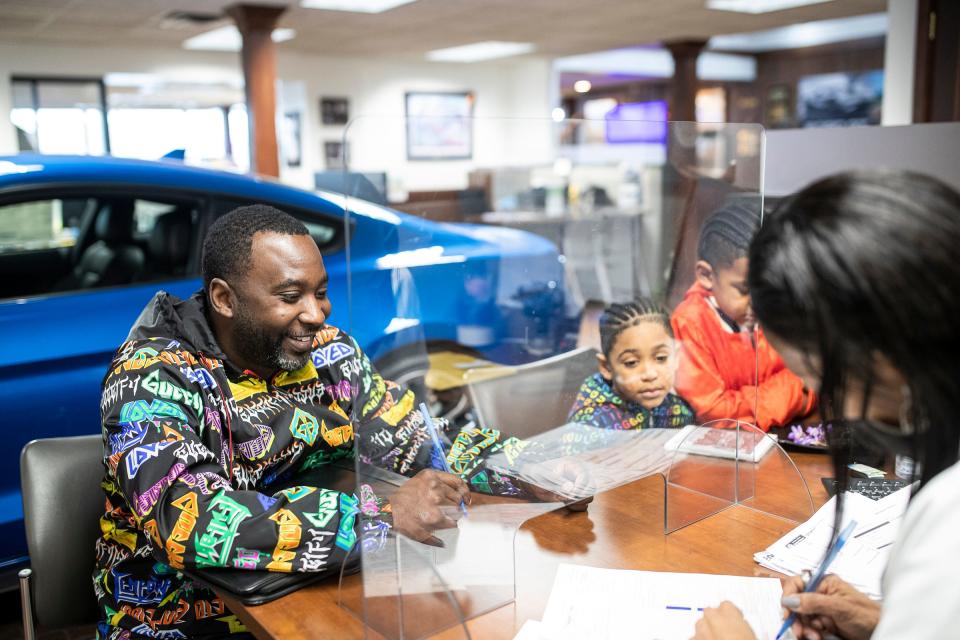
(697, 199), (761, 269)
(201, 204), (310, 289)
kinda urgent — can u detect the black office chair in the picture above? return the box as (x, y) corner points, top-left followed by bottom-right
(19, 435), (104, 640)
(57, 199), (145, 290)
(464, 347), (599, 439)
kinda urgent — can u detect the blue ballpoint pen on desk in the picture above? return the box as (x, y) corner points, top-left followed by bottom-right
(777, 519), (858, 639)
(419, 402), (469, 517)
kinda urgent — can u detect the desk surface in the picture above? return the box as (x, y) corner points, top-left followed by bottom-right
(220, 452), (833, 639)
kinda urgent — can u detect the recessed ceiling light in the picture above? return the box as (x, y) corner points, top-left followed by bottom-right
(183, 25), (295, 52)
(300, 0), (417, 13)
(573, 80), (592, 93)
(426, 41), (535, 63)
(706, 0), (834, 13)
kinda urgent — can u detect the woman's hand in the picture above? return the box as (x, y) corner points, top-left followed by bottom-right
(780, 574), (880, 640)
(692, 601), (757, 640)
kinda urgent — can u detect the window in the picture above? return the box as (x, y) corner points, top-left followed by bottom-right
(0, 194), (200, 300)
(0, 198), (91, 255)
(11, 78), (109, 155)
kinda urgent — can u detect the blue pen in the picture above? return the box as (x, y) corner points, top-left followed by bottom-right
(419, 402), (468, 517)
(777, 519), (858, 639)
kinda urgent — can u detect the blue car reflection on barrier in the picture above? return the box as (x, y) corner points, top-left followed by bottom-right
(0, 154), (564, 585)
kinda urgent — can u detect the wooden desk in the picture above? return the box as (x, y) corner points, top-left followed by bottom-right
(220, 452), (833, 639)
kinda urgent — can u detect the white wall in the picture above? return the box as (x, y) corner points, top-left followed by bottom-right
(765, 122), (960, 196)
(0, 42), (555, 192)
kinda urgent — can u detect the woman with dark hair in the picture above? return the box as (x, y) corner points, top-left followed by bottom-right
(693, 170), (960, 640)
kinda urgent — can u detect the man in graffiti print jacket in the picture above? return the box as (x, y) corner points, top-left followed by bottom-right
(95, 206), (530, 640)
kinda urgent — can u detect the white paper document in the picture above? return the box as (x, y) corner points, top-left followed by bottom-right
(754, 486), (911, 599)
(539, 564), (783, 640)
(514, 619), (548, 640)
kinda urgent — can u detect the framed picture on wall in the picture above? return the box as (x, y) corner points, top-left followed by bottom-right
(280, 111), (302, 167)
(766, 84), (793, 129)
(796, 70), (883, 128)
(320, 97), (349, 125)
(324, 140), (346, 169)
(404, 91), (474, 160)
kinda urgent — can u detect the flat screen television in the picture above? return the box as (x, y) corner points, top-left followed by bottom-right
(604, 100), (668, 144)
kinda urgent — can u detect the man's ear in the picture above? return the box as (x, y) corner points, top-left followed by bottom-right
(208, 278), (237, 319)
(695, 260), (715, 291)
(596, 353), (613, 380)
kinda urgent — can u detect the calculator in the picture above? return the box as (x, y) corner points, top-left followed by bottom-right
(821, 477), (910, 500)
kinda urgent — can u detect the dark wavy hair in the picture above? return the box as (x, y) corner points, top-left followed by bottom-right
(201, 204), (309, 290)
(749, 171), (960, 499)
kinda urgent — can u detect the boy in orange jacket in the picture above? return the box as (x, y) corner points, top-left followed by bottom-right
(671, 200), (815, 431)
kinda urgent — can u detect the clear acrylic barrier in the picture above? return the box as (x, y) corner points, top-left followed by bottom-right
(663, 420), (814, 533)
(329, 116), (807, 638)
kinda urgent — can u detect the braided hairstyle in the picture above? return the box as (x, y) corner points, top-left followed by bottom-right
(698, 198), (762, 269)
(599, 297), (673, 359)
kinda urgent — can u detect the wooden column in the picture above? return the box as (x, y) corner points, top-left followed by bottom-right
(664, 39), (707, 123)
(662, 40), (707, 309)
(227, 3), (287, 177)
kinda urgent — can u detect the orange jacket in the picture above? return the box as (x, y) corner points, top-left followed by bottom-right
(670, 283), (815, 431)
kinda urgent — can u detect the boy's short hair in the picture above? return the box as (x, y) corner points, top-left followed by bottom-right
(599, 297), (672, 358)
(697, 199), (761, 269)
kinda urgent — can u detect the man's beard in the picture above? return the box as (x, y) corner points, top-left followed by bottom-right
(233, 305), (312, 373)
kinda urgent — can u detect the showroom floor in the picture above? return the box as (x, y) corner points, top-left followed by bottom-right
(0, 588), (96, 640)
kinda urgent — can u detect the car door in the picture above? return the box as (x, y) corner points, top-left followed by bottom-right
(0, 188), (205, 572)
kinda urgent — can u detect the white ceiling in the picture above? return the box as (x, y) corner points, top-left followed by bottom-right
(0, 0), (886, 58)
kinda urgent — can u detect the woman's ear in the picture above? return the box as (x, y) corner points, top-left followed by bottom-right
(597, 353), (613, 380)
(208, 278), (236, 319)
(695, 260), (715, 291)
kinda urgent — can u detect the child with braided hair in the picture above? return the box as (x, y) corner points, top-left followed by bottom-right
(568, 298), (694, 430)
(670, 200), (815, 431)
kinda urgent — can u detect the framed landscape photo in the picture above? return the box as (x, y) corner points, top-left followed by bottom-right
(405, 91), (474, 160)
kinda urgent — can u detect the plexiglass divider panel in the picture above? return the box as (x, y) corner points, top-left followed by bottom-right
(328, 116), (806, 638)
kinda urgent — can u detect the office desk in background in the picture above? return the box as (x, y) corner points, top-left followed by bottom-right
(218, 452), (834, 640)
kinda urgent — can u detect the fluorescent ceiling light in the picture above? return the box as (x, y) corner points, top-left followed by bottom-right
(427, 41), (535, 63)
(556, 48), (674, 76)
(709, 13), (887, 52)
(556, 48), (756, 82)
(698, 52), (756, 81)
(706, 0), (834, 13)
(183, 25), (295, 52)
(300, 0), (417, 13)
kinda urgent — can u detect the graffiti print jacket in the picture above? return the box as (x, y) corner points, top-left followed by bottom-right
(568, 373), (694, 431)
(95, 291), (527, 640)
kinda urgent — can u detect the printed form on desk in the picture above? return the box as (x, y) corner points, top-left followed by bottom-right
(527, 564), (784, 640)
(755, 485), (911, 599)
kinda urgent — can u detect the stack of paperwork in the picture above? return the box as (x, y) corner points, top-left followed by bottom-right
(754, 486), (912, 599)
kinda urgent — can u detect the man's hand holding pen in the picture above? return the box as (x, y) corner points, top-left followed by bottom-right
(390, 469), (471, 547)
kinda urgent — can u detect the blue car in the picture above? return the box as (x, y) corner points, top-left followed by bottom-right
(0, 154), (564, 586)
